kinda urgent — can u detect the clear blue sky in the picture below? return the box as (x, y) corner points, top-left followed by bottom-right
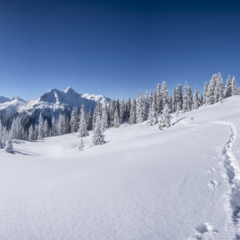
(0, 0), (239, 101)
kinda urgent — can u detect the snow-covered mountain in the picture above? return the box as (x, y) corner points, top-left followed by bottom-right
(4, 87), (110, 128)
(0, 96), (27, 120)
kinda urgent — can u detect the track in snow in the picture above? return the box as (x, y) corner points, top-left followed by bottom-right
(213, 121), (240, 239)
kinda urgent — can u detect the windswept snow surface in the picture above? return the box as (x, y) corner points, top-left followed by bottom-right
(1, 96), (240, 240)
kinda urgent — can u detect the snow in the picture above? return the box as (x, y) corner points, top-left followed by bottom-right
(1, 96), (240, 239)
(0, 97), (27, 119)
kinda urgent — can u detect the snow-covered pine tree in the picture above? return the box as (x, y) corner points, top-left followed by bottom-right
(78, 105), (89, 138)
(172, 88), (176, 112)
(120, 99), (126, 122)
(92, 116), (105, 145)
(156, 83), (162, 115)
(38, 113), (44, 140)
(44, 119), (49, 137)
(114, 109), (120, 128)
(176, 84), (183, 110)
(202, 82), (208, 105)
(126, 98), (131, 121)
(101, 103), (108, 132)
(153, 90), (157, 112)
(5, 139), (14, 153)
(147, 101), (158, 126)
(182, 82), (191, 112)
(93, 101), (102, 128)
(224, 74), (232, 98)
(159, 104), (171, 130)
(51, 116), (57, 136)
(28, 124), (34, 140)
(193, 87), (201, 109)
(176, 102), (181, 117)
(129, 99), (137, 124)
(136, 91), (145, 123)
(86, 107), (93, 131)
(161, 81), (169, 108)
(232, 76), (237, 96)
(207, 74), (217, 105)
(70, 107), (78, 133)
(169, 95), (173, 113)
(149, 89), (153, 111)
(79, 138), (84, 151)
(107, 100), (115, 127)
(144, 90), (149, 121)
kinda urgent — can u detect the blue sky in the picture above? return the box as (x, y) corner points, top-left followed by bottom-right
(0, 0), (239, 101)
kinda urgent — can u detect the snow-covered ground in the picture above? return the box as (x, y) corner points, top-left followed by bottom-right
(1, 96), (240, 240)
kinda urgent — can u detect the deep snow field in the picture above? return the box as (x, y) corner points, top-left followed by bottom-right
(1, 96), (240, 240)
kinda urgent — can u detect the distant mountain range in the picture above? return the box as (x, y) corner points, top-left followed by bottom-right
(1, 87), (110, 129)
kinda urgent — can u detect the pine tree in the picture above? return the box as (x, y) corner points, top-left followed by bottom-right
(153, 90), (158, 112)
(203, 82), (208, 105)
(126, 98), (131, 121)
(169, 95), (173, 113)
(107, 100), (115, 127)
(136, 91), (145, 123)
(78, 105), (89, 138)
(159, 104), (171, 129)
(207, 74), (217, 105)
(172, 88), (176, 112)
(144, 90), (149, 121)
(147, 101), (158, 126)
(92, 116), (105, 145)
(232, 76), (237, 96)
(93, 102), (102, 128)
(44, 119), (49, 137)
(5, 139), (14, 153)
(176, 102), (181, 117)
(129, 99), (137, 124)
(176, 84), (183, 110)
(101, 103), (108, 132)
(70, 107), (79, 133)
(79, 138), (84, 151)
(38, 113), (44, 140)
(86, 107), (93, 131)
(156, 83), (162, 114)
(193, 87), (201, 109)
(114, 109), (120, 128)
(51, 116), (57, 136)
(28, 124), (34, 140)
(161, 82), (169, 108)
(224, 74), (232, 98)
(183, 82), (192, 112)
(120, 99), (126, 122)
(149, 89), (153, 110)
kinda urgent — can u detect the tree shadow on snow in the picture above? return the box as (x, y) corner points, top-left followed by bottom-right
(172, 117), (187, 126)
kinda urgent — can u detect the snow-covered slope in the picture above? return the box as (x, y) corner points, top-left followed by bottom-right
(1, 96), (240, 240)
(4, 88), (110, 128)
(0, 96), (27, 120)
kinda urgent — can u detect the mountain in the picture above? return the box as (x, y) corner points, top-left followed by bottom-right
(0, 96), (27, 121)
(3, 87), (110, 129)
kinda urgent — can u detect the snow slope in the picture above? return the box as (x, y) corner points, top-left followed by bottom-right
(1, 96), (240, 240)
(0, 96), (27, 120)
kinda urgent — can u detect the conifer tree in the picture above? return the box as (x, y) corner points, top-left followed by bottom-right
(44, 119), (49, 137)
(86, 107), (93, 131)
(78, 105), (89, 138)
(101, 103), (108, 132)
(145, 90), (149, 121)
(159, 104), (171, 129)
(193, 87), (201, 109)
(149, 89), (153, 111)
(70, 107), (78, 133)
(232, 76), (237, 96)
(5, 139), (14, 153)
(51, 116), (57, 136)
(79, 138), (84, 151)
(28, 124), (34, 140)
(153, 90), (157, 112)
(172, 88), (176, 112)
(203, 82), (208, 105)
(224, 74), (232, 98)
(114, 109), (120, 128)
(92, 116), (105, 145)
(136, 91), (145, 123)
(161, 81), (169, 108)
(156, 83), (162, 114)
(207, 74), (217, 104)
(176, 102), (181, 117)
(176, 84), (183, 109)
(120, 99), (126, 122)
(129, 99), (137, 124)
(38, 113), (44, 140)
(147, 101), (158, 126)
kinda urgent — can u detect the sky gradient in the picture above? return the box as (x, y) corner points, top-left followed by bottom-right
(0, 0), (240, 101)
